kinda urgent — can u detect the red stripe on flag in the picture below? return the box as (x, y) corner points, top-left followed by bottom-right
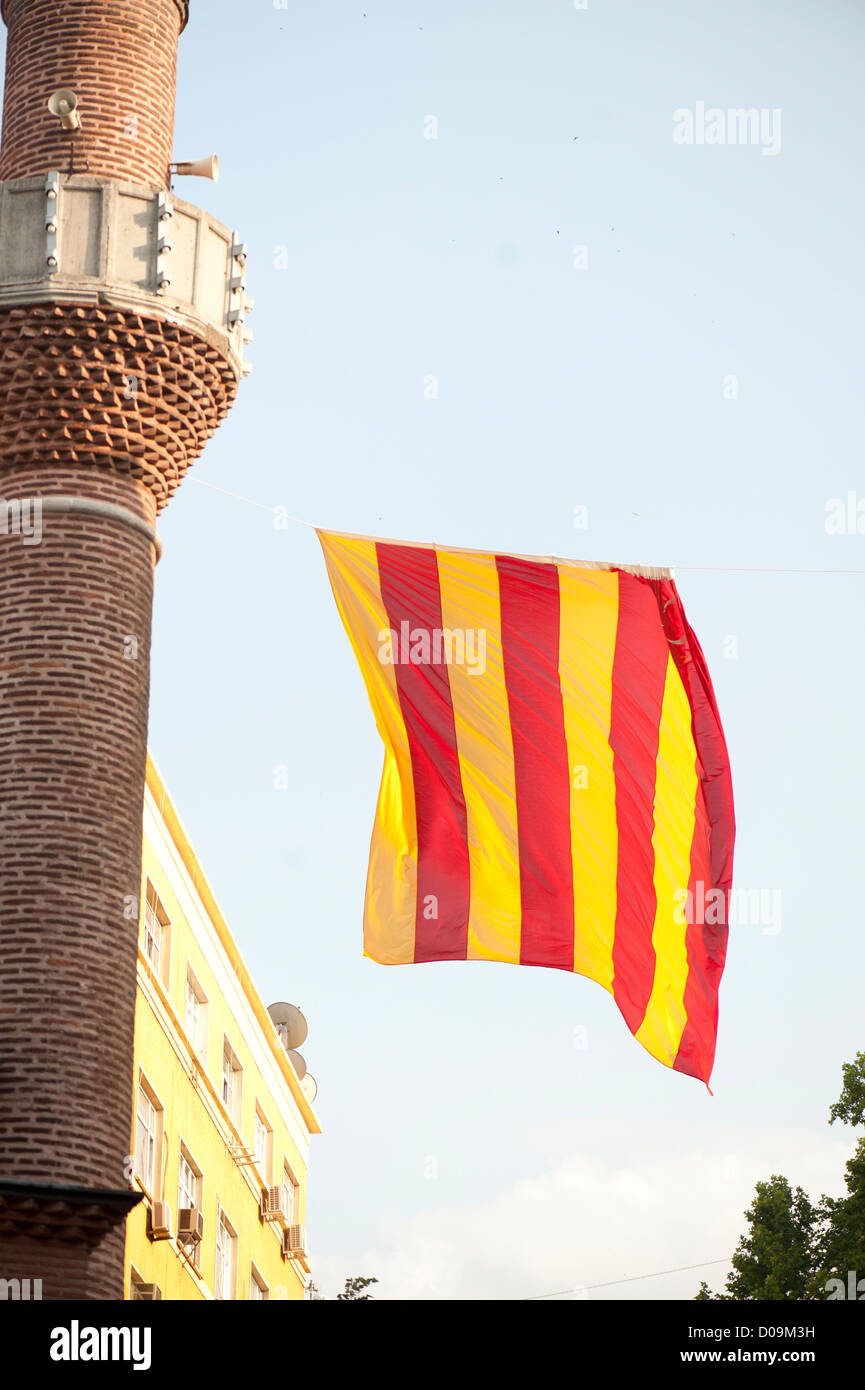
(609, 572), (670, 1034)
(673, 795), (718, 1084)
(650, 578), (735, 1086)
(496, 555), (575, 970)
(376, 543), (470, 962)
(650, 579), (735, 898)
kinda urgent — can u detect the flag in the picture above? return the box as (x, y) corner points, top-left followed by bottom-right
(318, 530), (735, 1085)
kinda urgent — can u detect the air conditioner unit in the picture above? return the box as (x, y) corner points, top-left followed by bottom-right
(148, 1202), (173, 1241)
(282, 1224), (307, 1259)
(135, 1283), (162, 1301)
(263, 1186), (288, 1224)
(177, 1207), (204, 1244)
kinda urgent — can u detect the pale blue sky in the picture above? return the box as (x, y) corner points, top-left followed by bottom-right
(10, 0), (865, 1297)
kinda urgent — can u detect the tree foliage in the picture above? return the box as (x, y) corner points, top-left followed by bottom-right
(818, 1139), (865, 1285)
(698, 1052), (865, 1300)
(706, 1177), (818, 1300)
(818, 1051), (865, 1287)
(828, 1050), (865, 1129)
(337, 1276), (379, 1301)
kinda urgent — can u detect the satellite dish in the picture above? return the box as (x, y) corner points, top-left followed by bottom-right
(173, 154), (219, 182)
(301, 1073), (317, 1104)
(286, 1049), (307, 1081)
(48, 89), (80, 131)
(267, 1002), (308, 1049)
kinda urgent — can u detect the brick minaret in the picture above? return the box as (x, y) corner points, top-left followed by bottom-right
(0, 0), (249, 1298)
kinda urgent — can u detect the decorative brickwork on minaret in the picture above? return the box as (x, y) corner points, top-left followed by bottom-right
(0, 304), (238, 507)
(0, 0), (246, 1300)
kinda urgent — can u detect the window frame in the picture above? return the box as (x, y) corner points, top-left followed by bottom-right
(282, 1160), (299, 1226)
(134, 1074), (163, 1198)
(176, 1141), (203, 1271)
(253, 1104), (273, 1186)
(177, 1141), (202, 1214)
(221, 1037), (243, 1126)
(143, 880), (170, 987)
(249, 1262), (269, 1301)
(215, 1207), (237, 1301)
(184, 963), (208, 1061)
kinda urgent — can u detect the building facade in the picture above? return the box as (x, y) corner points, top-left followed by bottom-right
(125, 758), (319, 1301)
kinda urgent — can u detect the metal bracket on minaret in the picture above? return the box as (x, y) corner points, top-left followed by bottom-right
(45, 173), (60, 274)
(227, 235), (247, 325)
(228, 234), (254, 375)
(156, 190), (173, 294)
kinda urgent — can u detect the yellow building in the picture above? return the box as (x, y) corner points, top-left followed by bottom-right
(124, 756), (320, 1301)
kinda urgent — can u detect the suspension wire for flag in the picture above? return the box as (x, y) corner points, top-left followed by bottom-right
(523, 1255), (732, 1300)
(188, 476), (307, 520)
(188, 477), (865, 575)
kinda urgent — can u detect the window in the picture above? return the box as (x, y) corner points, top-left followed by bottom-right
(130, 1266), (162, 1300)
(253, 1107), (272, 1184)
(249, 1264), (268, 1301)
(143, 881), (169, 985)
(177, 1145), (201, 1213)
(215, 1209), (237, 1300)
(131, 1279), (161, 1300)
(184, 966), (208, 1059)
(282, 1161), (299, 1226)
(134, 1078), (162, 1196)
(177, 1145), (203, 1269)
(143, 897), (161, 974)
(221, 1039), (243, 1125)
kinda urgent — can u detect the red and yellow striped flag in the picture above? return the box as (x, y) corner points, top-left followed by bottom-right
(319, 531), (735, 1086)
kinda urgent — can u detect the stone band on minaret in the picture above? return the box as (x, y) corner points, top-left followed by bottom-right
(0, 0), (247, 1299)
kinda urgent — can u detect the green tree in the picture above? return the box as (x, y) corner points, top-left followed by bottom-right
(816, 1051), (865, 1289)
(828, 1050), (865, 1128)
(712, 1177), (817, 1300)
(697, 1052), (865, 1300)
(337, 1276), (379, 1300)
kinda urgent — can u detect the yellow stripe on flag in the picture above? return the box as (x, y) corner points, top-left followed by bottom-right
(437, 550), (521, 963)
(557, 568), (620, 992)
(635, 653), (699, 1065)
(318, 532), (417, 964)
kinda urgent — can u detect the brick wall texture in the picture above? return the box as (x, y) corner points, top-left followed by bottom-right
(0, 0), (189, 185)
(0, 1225), (128, 1301)
(0, 463), (156, 1177)
(0, 461), (154, 1296)
(0, 0), (221, 1300)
